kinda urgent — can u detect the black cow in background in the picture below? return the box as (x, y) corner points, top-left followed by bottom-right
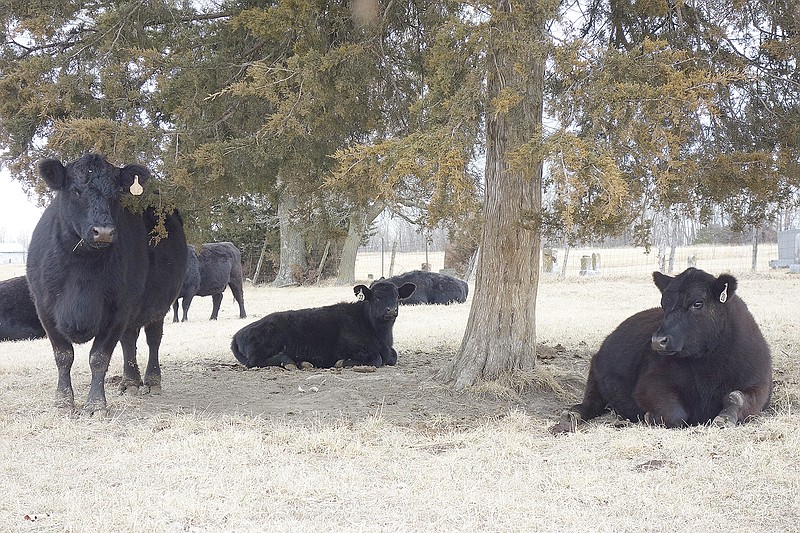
(172, 242), (247, 322)
(231, 280), (415, 369)
(377, 270), (468, 305)
(551, 268), (772, 433)
(0, 276), (46, 341)
(26, 154), (187, 417)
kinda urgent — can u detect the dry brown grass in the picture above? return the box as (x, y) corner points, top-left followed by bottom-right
(0, 258), (798, 532)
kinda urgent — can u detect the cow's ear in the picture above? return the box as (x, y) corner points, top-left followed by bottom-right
(38, 159), (68, 190)
(397, 282), (416, 300)
(354, 285), (371, 301)
(118, 164), (151, 195)
(652, 271), (673, 293)
(713, 274), (737, 304)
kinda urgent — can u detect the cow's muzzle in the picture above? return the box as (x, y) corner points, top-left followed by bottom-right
(90, 225), (115, 247)
(651, 333), (677, 355)
(383, 308), (399, 320)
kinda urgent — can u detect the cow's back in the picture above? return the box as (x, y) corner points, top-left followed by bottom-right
(232, 302), (362, 368)
(381, 271), (431, 304)
(381, 270), (466, 305)
(430, 274), (469, 304)
(196, 242), (239, 296)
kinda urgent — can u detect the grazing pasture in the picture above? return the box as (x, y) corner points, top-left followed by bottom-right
(0, 260), (798, 532)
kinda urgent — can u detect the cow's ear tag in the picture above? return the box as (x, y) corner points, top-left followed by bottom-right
(357, 289), (365, 301)
(719, 282), (728, 303)
(130, 175), (144, 196)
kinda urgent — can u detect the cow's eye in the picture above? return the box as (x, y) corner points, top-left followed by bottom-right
(692, 301), (703, 309)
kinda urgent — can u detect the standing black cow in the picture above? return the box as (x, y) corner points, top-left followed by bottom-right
(377, 270), (468, 305)
(0, 276), (46, 341)
(231, 280), (415, 369)
(172, 242), (247, 322)
(551, 268), (772, 433)
(26, 154), (187, 417)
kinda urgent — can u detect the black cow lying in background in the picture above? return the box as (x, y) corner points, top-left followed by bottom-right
(0, 276), (46, 341)
(551, 268), (772, 433)
(26, 154), (187, 416)
(231, 280), (415, 369)
(377, 270), (467, 305)
(173, 242), (247, 322)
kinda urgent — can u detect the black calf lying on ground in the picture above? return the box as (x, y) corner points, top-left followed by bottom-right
(231, 280), (415, 369)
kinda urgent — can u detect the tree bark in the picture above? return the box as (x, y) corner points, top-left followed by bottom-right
(335, 201), (384, 286)
(439, 1), (545, 389)
(272, 185), (307, 287)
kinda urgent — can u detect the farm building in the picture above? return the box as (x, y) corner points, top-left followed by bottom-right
(0, 242), (26, 264)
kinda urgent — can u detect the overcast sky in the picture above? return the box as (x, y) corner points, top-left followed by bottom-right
(0, 169), (44, 244)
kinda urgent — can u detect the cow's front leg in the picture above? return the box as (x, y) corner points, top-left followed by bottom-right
(712, 391), (744, 428)
(142, 320), (163, 394)
(84, 349), (113, 418)
(713, 383), (772, 428)
(643, 404), (688, 428)
(119, 327), (143, 396)
(83, 329), (123, 418)
(49, 332), (75, 411)
(635, 378), (688, 428)
(382, 347), (398, 366)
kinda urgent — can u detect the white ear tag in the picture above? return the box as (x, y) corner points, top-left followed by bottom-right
(130, 175), (144, 196)
(719, 282), (728, 303)
(357, 289), (365, 301)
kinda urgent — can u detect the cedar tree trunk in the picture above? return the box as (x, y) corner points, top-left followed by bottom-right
(440, 0), (545, 389)
(272, 184), (307, 287)
(336, 201), (384, 286)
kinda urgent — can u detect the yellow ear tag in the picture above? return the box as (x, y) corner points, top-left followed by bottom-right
(130, 176), (144, 196)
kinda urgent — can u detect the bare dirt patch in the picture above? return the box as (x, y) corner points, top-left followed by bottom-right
(105, 345), (585, 431)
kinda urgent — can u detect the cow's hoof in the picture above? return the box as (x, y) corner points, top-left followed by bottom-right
(118, 380), (141, 396)
(141, 384), (162, 395)
(334, 359), (344, 369)
(54, 389), (75, 410)
(550, 410), (581, 434)
(282, 363), (298, 371)
(80, 403), (109, 419)
(712, 414), (736, 428)
(299, 362), (314, 370)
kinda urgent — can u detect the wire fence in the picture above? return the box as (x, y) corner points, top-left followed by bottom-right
(354, 243), (782, 282)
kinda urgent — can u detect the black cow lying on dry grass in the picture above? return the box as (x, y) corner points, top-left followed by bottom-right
(0, 275), (46, 341)
(551, 268), (772, 433)
(230, 280), (415, 369)
(378, 270), (468, 305)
